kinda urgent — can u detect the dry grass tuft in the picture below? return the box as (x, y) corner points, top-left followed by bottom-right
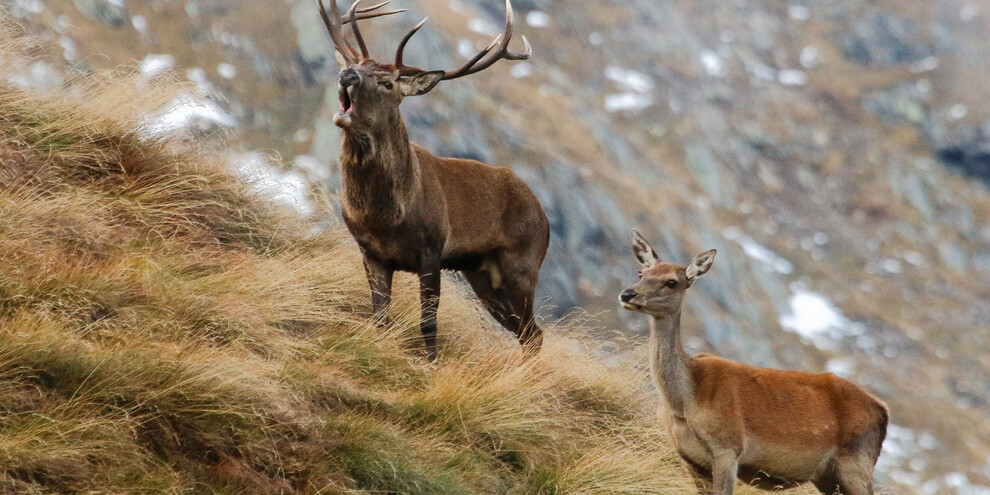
(0, 26), (818, 495)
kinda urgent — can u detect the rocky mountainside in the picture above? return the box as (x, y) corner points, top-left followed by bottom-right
(5, 0), (990, 492)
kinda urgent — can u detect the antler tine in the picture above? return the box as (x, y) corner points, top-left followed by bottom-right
(341, 0), (407, 22)
(318, 0), (360, 63)
(390, 0), (530, 81)
(347, 0), (379, 61)
(394, 17), (430, 76)
(439, 0), (531, 81)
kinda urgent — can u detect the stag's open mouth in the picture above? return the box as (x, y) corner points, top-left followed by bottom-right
(338, 84), (354, 114)
(334, 83), (356, 127)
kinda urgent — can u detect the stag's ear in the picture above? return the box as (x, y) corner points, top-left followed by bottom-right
(686, 249), (716, 286)
(399, 71), (445, 96)
(334, 49), (350, 70)
(631, 229), (660, 268)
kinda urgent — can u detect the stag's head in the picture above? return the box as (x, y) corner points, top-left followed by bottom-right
(619, 230), (716, 317)
(319, 0), (531, 131)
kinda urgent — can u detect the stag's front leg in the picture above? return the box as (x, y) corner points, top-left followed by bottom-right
(418, 254), (442, 362)
(363, 255), (393, 325)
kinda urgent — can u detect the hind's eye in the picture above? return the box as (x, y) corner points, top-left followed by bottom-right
(380, 81), (393, 90)
(637, 271), (642, 279)
(665, 280), (678, 289)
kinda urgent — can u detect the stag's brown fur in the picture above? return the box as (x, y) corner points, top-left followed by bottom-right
(324, 1), (548, 360)
(620, 231), (887, 495)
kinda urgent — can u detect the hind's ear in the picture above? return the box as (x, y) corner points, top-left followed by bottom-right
(686, 249), (716, 285)
(631, 229), (660, 268)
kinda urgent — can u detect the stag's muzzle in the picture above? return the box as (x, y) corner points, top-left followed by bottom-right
(334, 69), (360, 128)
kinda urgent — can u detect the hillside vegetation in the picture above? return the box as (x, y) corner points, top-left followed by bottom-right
(0, 34), (821, 494)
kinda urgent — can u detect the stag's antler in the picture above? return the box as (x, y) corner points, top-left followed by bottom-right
(318, 0), (407, 65)
(394, 0), (531, 79)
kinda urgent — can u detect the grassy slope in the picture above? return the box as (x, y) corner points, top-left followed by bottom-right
(0, 38), (815, 494)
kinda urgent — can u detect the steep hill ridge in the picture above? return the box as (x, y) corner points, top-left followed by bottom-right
(0, 33), (815, 494)
(6, 0), (990, 492)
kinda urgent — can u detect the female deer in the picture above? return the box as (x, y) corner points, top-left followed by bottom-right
(619, 230), (888, 495)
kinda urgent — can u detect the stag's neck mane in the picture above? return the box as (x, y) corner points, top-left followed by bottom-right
(649, 309), (695, 417)
(339, 111), (421, 225)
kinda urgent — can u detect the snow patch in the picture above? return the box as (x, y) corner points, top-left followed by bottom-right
(457, 39), (474, 58)
(59, 36), (78, 61)
(217, 62), (237, 79)
(825, 358), (854, 377)
(948, 103), (968, 120)
(800, 45), (820, 68)
(142, 97), (236, 136)
(722, 227), (794, 274)
(788, 4), (809, 20)
(779, 286), (860, 349)
(511, 62), (533, 79)
(960, 3), (979, 21)
(235, 153), (313, 216)
(526, 11), (549, 28)
(15, 0), (44, 15)
(748, 61), (776, 81)
(8, 61), (61, 91)
(605, 93), (652, 113)
(467, 18), (498, 36)
(138, 54), (175, 78)
(910, 56), (939, 73)
(877, 425), (940, 489)
(778, 69), (807, 86)
(132, 15), (148, 34)
(700, 50), (724, 77)
(293, 155), (331, 182)
(604, 66), (653, 93)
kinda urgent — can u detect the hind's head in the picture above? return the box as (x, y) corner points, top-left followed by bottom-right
(618, 230), (715, 317)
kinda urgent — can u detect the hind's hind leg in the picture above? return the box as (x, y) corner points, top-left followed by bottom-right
(683, 458), (713, 493)
(831, 452), (876, 495)
(811, 465), (841, 495)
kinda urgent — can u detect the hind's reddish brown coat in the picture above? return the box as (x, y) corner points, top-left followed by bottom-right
(621, 231), (888, 495)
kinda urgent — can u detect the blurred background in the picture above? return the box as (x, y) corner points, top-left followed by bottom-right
(3, 0), (989, 492)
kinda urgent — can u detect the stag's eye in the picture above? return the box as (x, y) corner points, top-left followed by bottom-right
(637, 271), (642, 279)
(379, 81), (393, 90)
(665, 280), (678, 289)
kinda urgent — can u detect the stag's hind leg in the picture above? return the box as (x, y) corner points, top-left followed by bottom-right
(463, 270), (516, 331)
(493, 254), (543, 354)
(463, 261), (542, 354)
(505, 281), (543, 354)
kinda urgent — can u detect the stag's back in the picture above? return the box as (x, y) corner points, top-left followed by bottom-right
(413, 145), (548, 260)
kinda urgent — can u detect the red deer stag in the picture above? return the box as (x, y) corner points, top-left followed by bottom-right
(318, 0), (549, 361)
(619, 230), (888, 495)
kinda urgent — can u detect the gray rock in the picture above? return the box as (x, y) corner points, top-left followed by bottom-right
(842, 11), (935, 67)
(72, 0), (127, 27)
